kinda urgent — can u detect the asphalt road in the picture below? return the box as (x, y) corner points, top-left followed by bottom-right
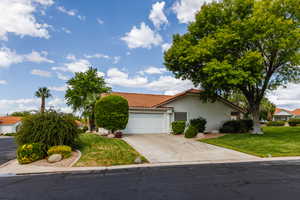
(0, 138), (16, 165)
(1, 160), (300, 200)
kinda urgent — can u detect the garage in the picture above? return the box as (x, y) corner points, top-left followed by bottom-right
(124, 113), (169, 134)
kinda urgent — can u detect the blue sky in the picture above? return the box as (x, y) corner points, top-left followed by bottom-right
(0, 0), (299, 114)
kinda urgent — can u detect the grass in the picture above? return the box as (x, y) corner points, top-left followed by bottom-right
(75, 134), (148, 167)
(201, 126), (300, 157)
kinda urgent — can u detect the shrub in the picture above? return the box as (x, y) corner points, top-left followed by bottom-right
(17, 143), (46, 164)
(171, 121), (186, 135)
(190, 117), (207, 133)
(266, 121), (285, 126)
(95, 95), (129, 133)
(47, 145), (72, 159)
(16, 111), (80, 149)
(288, 119), (300, 127)
(219, 120), (253, 133)
(82, 126), (88, 133)
(184, 125), (198, 138)
(114, 131), (123, 138)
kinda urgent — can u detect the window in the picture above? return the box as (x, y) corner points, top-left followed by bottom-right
(174, 112), (187, 121)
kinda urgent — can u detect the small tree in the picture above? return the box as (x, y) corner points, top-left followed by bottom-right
(35, 87), (52, 113)
(95, 95), (129, 133)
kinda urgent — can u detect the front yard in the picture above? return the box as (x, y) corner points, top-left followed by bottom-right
(75, 134), (148, 167)
(201, 127), (300, 157)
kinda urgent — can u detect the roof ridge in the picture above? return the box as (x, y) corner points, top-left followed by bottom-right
(111, 91), (173, 97)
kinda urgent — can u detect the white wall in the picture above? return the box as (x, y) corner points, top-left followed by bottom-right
(165, 95), (236, 132)
(0, 122), (20, 134)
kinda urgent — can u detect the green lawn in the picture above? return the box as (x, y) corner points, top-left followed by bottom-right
(201, 127), (300, 157)
(75, 134), (148, 167)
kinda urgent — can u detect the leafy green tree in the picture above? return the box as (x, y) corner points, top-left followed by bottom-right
(10, 111), (32, 117)
(65, 68), (111, 131)
(95, 95), (129, 133)
(164, 0), (300, 133)
(35, 87), (52, 113)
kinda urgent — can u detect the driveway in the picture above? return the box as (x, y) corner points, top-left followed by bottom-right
(123, 134), (258, 163)
(0, 137), (17, 165)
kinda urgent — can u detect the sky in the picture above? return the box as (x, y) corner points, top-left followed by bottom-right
(0, 0), (299, 115)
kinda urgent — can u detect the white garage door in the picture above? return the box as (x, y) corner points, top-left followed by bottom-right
(124, 113), (167, 134)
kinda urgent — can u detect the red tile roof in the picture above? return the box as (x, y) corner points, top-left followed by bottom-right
(292, 109), (300, 115)
(0, 116), (22, 125)
(274, 108), (293, 115)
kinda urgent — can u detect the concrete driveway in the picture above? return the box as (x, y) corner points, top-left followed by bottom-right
(123, 134), (258, 163)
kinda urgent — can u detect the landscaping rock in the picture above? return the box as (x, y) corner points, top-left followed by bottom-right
(107, 133), (115, 138)
(134, 156), (142, 164)
(47, 154), (63, 163)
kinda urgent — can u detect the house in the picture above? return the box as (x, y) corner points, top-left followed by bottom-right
(102, 89), (245, 134)
(0, 116), (22, 134)
(273, 108), (300, 121)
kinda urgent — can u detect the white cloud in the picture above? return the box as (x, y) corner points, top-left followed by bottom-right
(149, 2), (168, 29)
(0, 47), (54, 68)
(66, 54), (76, 61)
(268, 83), (300, 110)
(56, 72), (69, 81)
(31, 69), (52, 77)
(52, 59), (91, 73)
(61, 27), (71, 34)
(57, 6), (76, 16)
(161, 43), (171, 52)
(78, 15), (86, 21)
(141, 66), (167, 75)
(172, 0), (211, 24)
(107, 68), (148, 87)
(25, 50), (54, 63)
(49, 85), (67, 92)
(0, 0), (52, 40)
(96, 18), (104, 24)
(113, 56), (121, 64)
(121, 22), (163, 49)
(97, 71), (105, 77)
(0, 80), (7, 85)
(84, 53), (110, 59)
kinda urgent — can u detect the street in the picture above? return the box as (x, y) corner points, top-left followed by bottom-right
(0, 138), (16, 165)
(1, 160), (300, 200)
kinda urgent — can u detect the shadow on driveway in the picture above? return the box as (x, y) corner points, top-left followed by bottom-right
(0, 137), (17, 165)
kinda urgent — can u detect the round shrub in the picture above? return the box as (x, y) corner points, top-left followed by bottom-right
(288, 119), (300, 127)
(171, 121), (186, 135)
(47, 145), (72, 159)
(266, 121), (285, 127)
(219, 120), (253, 133)
(17, 143), (46, 164)
(184, 125), (198, 138)
(16, 111), (80, 149)
(190, 117), (207, 133)
(95, 95), (129, 133)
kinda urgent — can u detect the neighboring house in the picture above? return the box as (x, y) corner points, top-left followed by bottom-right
(273, 108), (300, 121)
(102, 89), (245, 134)
(0, 116), (22, 134)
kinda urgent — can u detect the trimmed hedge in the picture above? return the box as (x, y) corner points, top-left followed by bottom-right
(219, 120), (254, 133)
(47, 145), (72, 159)
(184, 125), (198, 138)
(171, 121), (186, 135)
(17, 143), (46, 164)
(95, 95), (129, 133)
(288, 119), (300, 127)
(16, 111), (80, 149)
(266, 121), (285, 126)
(190, 117), (207, 133)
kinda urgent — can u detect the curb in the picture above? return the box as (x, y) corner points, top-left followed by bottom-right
(69, 150), (82, 167)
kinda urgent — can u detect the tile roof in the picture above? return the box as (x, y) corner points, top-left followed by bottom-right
(274, 108), (294, 115)
(0, 116), (22, 125)
(292, 109), (300, 115)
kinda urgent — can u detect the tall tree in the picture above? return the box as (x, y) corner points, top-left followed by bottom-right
(65, 67), (111, 131)
(164, 0), (300, 133)
(35, 87), (52, 113)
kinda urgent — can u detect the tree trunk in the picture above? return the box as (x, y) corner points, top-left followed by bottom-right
(88, 113), (96, 132)
(41, 97), (45, 113)
(251, 105), (263, 134)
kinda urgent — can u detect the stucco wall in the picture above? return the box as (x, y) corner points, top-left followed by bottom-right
(0, 122), (20, 134)
(165, 95), (237, 132)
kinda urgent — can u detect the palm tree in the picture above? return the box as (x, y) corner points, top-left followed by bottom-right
(35, 87), (52, 113)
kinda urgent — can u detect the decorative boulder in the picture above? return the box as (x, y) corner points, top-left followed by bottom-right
(107, 133), (115, 138)
(47, 154), (63, 163)
(134, 156), (142, 164)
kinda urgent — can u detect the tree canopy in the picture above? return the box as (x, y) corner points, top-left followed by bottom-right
(164, 0), (300, 133)
(35, 87), (52, 113)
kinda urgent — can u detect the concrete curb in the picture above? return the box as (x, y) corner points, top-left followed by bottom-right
(69, 150), (82, 167)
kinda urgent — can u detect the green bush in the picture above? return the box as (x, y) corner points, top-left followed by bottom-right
(47, 145), (72, 159)
(184, 125), (198, 138)
(95, 95), (129, 133)
(82, 126), (88, 132)
(16, 111), (80, 149)
(266, 121), (285, 126)
(190, 117), (207, 133)
(17, 143), (46, 164)
(4, 133), (16, 136)
(171, 121), (186, 135)
(219, 120), (253, 133)
(288, 119), (300, 127)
